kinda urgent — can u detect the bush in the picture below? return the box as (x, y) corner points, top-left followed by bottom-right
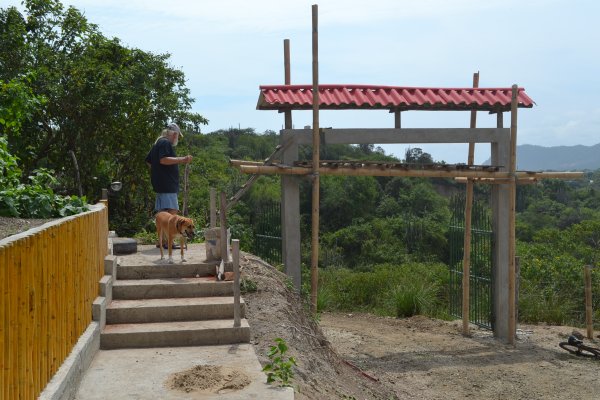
(0, 142), (89, 218)
(318, 262), (449, 318)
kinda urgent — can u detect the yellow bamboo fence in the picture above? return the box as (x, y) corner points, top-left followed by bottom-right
(0, 203), (108, 400)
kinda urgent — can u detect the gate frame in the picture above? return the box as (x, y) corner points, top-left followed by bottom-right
(279, 125), (513, 340)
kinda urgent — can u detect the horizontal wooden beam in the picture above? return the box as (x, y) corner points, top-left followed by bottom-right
(282, 128), (509, 145)
(237, 164), (584, 180)
(456, 177), (537, 185)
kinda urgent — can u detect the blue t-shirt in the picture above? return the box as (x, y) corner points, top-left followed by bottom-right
(145, 138), (179, 193)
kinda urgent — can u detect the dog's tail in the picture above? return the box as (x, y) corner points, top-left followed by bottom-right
(216, 259), (225, 281)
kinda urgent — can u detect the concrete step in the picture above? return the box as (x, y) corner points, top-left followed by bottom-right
(106, 297), (245, 324)
(100, 319), (251, 349)
(116, 262), (226, 280)
(112, 277), (233, 300)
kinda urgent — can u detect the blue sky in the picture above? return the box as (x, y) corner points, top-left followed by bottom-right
(8, 0), (600, 163)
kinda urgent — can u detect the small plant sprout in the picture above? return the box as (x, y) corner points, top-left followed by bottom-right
(262, 338), (297, 386)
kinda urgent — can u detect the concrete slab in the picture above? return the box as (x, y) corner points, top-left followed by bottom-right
(112, 277), (233, 299)
(118, 244), (218, 267)
(74, 344), (293, 400)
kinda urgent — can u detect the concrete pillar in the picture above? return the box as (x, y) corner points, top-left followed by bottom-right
(280, 131), (302, 289)
(491, 113), (511, 342)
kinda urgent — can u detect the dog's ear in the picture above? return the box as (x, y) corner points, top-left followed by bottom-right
(176, 218), (183, 233)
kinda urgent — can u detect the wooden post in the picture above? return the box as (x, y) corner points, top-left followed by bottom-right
(233, 239), (241, 328)
(585, 265), (593, 340)
(219, 191), (228, 262)
(462, 72), (479, 336)
(515, 256), (520, 324)
(100, 189), (108, 213)
(394, 110), (401, 129)
(284, 39), (292, 128)
(310, 4), (320, 314)
(508, 84), (518, 345)
(182, 164), (190, 216)
(210, 188), (216, 228)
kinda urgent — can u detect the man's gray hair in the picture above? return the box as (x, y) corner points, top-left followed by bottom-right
(155, 123), (182, 144)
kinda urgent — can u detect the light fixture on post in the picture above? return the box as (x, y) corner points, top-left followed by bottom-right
(101, 181), (122, 201)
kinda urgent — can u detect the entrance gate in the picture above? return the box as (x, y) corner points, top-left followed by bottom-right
(449, 193), (494, 329)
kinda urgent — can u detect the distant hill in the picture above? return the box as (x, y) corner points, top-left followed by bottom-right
(484, 143), (600, 171)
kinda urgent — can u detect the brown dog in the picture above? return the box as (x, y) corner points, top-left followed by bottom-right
(155, 211), (195, 263)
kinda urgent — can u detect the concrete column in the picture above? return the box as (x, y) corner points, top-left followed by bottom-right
(491, 113), (511, 341)
(280, 131), (302, 289)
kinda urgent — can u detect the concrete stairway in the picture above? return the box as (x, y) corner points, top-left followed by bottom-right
(101, 258), (250, 349)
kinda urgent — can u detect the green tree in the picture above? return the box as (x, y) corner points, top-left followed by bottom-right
(0, 0), (207, 234)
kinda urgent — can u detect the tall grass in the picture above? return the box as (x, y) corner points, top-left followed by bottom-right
(318, 262), (449, 319)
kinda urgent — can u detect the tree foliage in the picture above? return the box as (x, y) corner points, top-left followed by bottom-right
(0, 0), (207, 232)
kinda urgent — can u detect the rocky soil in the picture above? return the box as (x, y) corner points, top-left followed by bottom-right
(0, 217), (55, 241)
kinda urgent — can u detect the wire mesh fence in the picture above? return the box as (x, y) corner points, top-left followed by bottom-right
(448, 192), (494, 329)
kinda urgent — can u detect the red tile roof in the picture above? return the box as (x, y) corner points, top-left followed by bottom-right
(257, 84), (534, 112)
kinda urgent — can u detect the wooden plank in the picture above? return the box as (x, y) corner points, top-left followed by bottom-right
(8, 243), (16, 399)
(16, 241), (24, 399)
(1, 245), (8, 400)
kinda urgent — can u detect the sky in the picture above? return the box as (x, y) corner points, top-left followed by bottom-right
(7, 0), (600, 163)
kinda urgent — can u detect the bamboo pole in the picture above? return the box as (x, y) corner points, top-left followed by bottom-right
(585, 265), (593, 340)
(284, 38), (292, 129)
(229, 160), (272, 167)
(455, 177), (539, 184)
(508, 84), (518, 345)
(310, 4), (320, 314)
(233, 239), (241, 328)
(462, 71), (479, 335)
(220, 192), (228, 262)
(237, 164), (583, 180)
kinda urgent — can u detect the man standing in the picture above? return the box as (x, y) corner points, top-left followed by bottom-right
(145, 123), (192, 247)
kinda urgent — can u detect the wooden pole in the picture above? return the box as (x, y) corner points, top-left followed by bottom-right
(455, 177), (539, 185)
(220, 191), (228, 262)
(508, 84), (518, 345)
(462, 72), (479, 336)
(310, 4), (320, 314)
(182, 164), (190, 216)
(284, 39), (292, 129)
(233, 239), (241, 328)
(585, 265), (593, 340)
(210, 188), (216, 228)
(237, 164), (582, 180)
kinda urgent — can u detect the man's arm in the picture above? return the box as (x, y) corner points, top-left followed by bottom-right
(159, 155), (193, 165)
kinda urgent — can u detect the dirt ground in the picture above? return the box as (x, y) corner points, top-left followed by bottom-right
(0, 216), (55, 240)
(240, 254), (600, 400)
(320, 313), (600, 400)
(166, 365), (250, 394)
